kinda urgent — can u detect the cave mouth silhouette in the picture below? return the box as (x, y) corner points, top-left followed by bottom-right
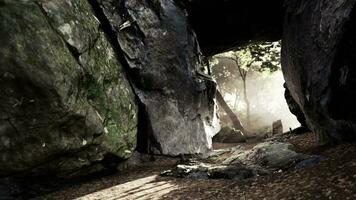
(210, 47), (300, 137)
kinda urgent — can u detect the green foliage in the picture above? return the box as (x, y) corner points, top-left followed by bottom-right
(210, 41), (281, 93)
(249, 42), (281, 73)
(213, 41), (281, 73)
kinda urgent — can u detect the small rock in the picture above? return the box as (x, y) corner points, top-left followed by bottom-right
(295, 156), (327, 169)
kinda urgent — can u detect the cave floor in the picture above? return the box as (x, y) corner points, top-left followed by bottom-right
(34, 132), (356, 200)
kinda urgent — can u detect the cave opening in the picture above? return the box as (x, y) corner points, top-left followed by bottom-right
(208, 41), (301, 147)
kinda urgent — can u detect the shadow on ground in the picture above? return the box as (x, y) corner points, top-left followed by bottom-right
(34, 132), (356, 200)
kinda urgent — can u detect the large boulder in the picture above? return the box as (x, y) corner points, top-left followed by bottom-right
(230, 142), (303, 169)
(213, 126), (246, 143)
(282, 0), (356, 143)
(222, 142), (305, 169)
(0, 0), (137, 179)
(97, 0), (220, 156)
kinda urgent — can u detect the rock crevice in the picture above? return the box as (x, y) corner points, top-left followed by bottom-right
(93, 0), (220, 156)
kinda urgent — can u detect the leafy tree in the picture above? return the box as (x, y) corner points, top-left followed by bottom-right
(211, 41), (281, 129)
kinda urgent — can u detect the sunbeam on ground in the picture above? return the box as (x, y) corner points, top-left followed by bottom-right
(75, 175), (179, 200)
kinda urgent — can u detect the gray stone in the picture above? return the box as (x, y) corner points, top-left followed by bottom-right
(282, 0), (356, 143)
(161, 162), (255, 180)
(243, 142), (302, 169)
(284, 83), (308, 129)
(98, 0), (220, 156)
(0, 0), (137, 178)
(224, 142), (304, 170)
(162, 142), (310, 180)
(213, 126), (246, 143)
(207, 165), (254, 180)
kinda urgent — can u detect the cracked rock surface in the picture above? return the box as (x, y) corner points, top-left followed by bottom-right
(0, 0), (137, 179)
(282, 0), (356, 143)
(96, 0), (220, 156)
(0, 0), (219, 192)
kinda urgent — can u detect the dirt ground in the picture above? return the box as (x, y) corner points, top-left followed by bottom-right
(34, 132), (356, 200)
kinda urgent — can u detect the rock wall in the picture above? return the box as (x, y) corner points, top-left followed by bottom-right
(95, 0), (220, 156)
(0, 0), (221, 187)
(282, 0), (356, 143)
(284, 83), (308, 128)
(0, 0), (137, 179)
(5, 0), (356, 195)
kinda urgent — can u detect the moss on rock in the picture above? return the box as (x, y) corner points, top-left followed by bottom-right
(0, 0), (137, 178)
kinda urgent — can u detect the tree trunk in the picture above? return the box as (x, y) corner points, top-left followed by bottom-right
(233, 88), (239, 109)
(242, 79), (250, 128)
(216, 90), (245, 132)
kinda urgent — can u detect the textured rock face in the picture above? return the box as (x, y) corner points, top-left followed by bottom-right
(6, 0), (356, 187)
(0, 0), (137, 178)
(0, 0), (221, 184)
(213, 126), (246, 143)
(227, 142), (302, 169)
(282, 0), (356, 143)
(284, 83), (308, 128)
(96, 0), (220, 155)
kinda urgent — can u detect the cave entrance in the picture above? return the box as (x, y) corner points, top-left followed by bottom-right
(209, 41), (301, 147)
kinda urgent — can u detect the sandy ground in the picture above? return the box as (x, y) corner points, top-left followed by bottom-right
(34, 132), (356, 200)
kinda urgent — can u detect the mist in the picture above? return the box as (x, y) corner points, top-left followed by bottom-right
(218, 69), (300, 133)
